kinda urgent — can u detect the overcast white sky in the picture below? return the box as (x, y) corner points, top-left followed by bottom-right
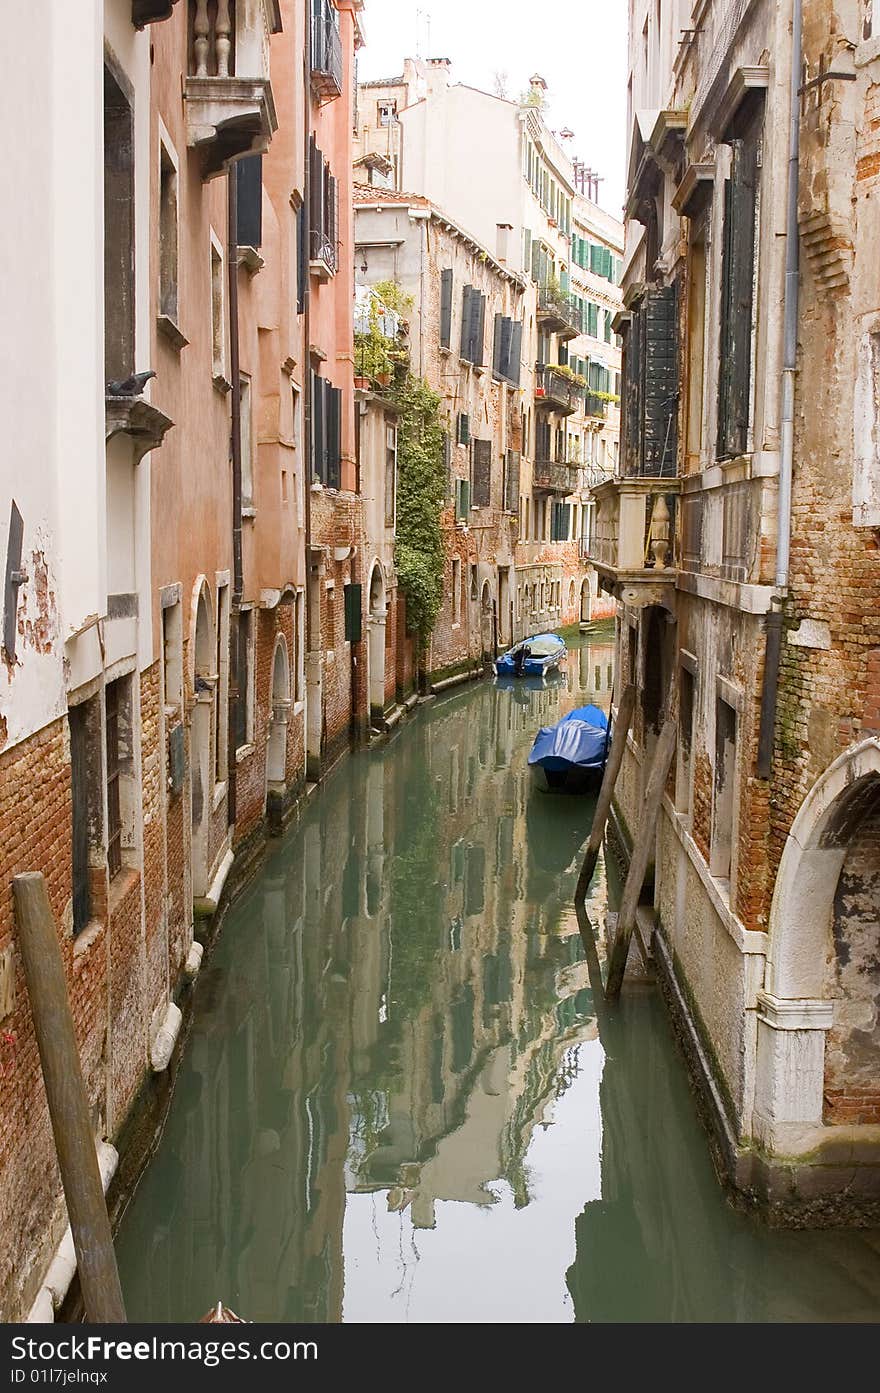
(357, 0), (628, 215)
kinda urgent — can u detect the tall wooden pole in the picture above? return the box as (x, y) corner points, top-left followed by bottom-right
(13, 872), (126, 1323)
(574, 683), (636, 905)
(605, 718), (677, 999)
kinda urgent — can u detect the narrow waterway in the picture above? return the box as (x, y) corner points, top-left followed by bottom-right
(116, 629), (880, 1323)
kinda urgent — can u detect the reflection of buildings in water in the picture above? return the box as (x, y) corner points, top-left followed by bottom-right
(345, 680), (600, 1229)
(118, 638), (614, 1321)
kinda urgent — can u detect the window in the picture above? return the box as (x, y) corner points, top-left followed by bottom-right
(384, 424), (396, 527)
(454, 477), (470, 520)
(162, 598), (182, 714)
(105, 677), (129, 881)
(104, 63), (134, 382)
(459, 286), (486, 365)
(158, 137), (178, 323)
(471, 439), (492, 508)
(235, 610), (254, 751)
(308, 135), (338, 273)
(492, 315), (523, 385)
(69, 697), (101, 934)
(215, 581), (230, 784)
(240, 374), (254, 509)
(439, 269), (453, 349)
(294, 590), (305, 702)
(504, 449), (521, 513)
(452, 558), (461, 622)
(717, 96), (763, 459)
(377, 99), (396, 126)
(470, 565), (478, 601)
(295, 196), (307, 314)
(210, 233), (226, 384)
(676, 662), (696, 814)
(236, 153), (263, 250)
(310, 371), (342, 487)
(711, 696), (738, 883)
(457, 412), (470, 446)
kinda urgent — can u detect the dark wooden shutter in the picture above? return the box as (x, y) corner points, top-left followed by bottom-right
(471, 439), (492, 507)
(309, 136), (323, 244)
(504, 449), (520, 513)
(442, 429), (452, 496)
(440, 268), (453, 348)
(509, 320), (523, 385)
(457, 411), (469, 445)
(460, 286), (473, 359)
(472, 293), (486, 366)
(3, 499), (24, 661)
(641, 284), (679, 477)
(311, 369), (324, 481)
(326, 383), (342, 489)
(344, 583), (362, 642)
(492, 313), (504, 376)
(622, 311), (641, 477)
(236, 154), (263, 248)
(327, 172), (338, 259)
(296, 200), (307, 313)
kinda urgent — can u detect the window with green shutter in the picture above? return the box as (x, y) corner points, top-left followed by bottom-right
(343, 583), (362, 643)
(457, 411), (469, 445)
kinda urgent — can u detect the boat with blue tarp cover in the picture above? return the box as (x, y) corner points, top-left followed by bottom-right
(527, 703), (610, 792)
(493, 632), (567, 677)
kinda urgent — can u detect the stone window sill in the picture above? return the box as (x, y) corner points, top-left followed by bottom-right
(157, 314), (188, 351)
(235, 742), (256, 763)
(242, 504), (257, 519)
(213, 373), (231, 396)
(73, 918), (105, 960)
(212, 780), (228, 813)
(108, 865), (140, 915)
(292, 699), (305, 717)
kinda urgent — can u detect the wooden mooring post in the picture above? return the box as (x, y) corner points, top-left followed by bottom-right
(13, 872), (126, 1323)
(604, 719), (677, 1000)
(574, 683), (636, 905)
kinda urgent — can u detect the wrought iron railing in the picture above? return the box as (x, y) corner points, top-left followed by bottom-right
(310, 228), (337, 273)
(533, 460), (579, 495)
(534, 365), (583, 413)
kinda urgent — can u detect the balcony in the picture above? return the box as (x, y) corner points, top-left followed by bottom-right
(534, 365), (583, 416)
(311, 1), (344, 101)
(591, 476), (680, 607)
(310, 228), (337, 279)
(533, 460), (580, 496)
(184, 0), (282, 180)
(584, 392), (608, 420)
(537, 284), (581, 340)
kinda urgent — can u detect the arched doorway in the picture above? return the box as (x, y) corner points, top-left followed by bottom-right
(756, 738), (880, 1156)
(266, 637), (291, 804)
(367, 563), (387, 722)
(580, 577), (592, 624)
(480, 580), (494, 660)
(190, 582), (214, 900)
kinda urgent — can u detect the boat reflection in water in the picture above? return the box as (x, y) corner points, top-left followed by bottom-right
(116, 626), (880, 1323)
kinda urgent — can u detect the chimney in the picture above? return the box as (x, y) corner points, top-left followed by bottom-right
(496, 223), (512, 265)
(528, 73), (547, 104)
(426, 57), (452, 97)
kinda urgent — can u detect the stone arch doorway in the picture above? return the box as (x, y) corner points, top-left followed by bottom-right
(367, 563), (387, 722)
(190, 580), (214, 900)
(580, 577), (592, 624)
(480, 580), (494, 660)
(756, 738), (880, 1155)
(266, 636), (291, 806)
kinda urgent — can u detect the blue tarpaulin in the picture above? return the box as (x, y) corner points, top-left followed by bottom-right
(528, 704), (609, 774)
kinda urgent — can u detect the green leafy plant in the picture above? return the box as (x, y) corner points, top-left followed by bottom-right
(550, 362), (587, 388)
(354, 281), (413, 386)
(390, 373), (447, 649)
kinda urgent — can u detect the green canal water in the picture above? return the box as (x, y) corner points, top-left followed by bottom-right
(116, 629), (880, 1322)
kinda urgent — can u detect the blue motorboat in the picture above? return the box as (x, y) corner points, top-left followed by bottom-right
(494, 632), (567, 677)
(528, 703), (610, 793)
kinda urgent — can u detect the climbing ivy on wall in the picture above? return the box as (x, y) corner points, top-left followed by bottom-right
(390, 372), (447, 649)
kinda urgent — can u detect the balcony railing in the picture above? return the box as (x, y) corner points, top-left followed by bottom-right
(184, 0), (280, 178)
(591, 476), (680, 597)
(310, 228), (337, 276)
(534, 365), (583, 415)
(584, 392), (607, 420)
(536, 285), (581, 340)
(311, 1), (343, 100)
(533, 460), (580, 496)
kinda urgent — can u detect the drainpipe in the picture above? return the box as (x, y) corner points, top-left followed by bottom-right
(757, 0), (801, 779)
(227, 163), (242, 823)
(303, 46), (313, 657)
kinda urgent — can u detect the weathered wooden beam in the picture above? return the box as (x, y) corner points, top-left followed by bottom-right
(605, 718), (677, 999)
(574, 683), (636, 905)
(13, 872), (127, 1323)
